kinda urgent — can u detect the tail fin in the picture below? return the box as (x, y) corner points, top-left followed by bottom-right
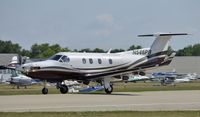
(138, 33), (188, 55)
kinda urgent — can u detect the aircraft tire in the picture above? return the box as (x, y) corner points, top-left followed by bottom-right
(105, 85), (113, 94)
(42, 87), (48, 95)
(60, 85), (68, 94)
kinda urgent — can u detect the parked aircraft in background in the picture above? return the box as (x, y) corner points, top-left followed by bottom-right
(0, 56), (40, 89)
(0, 63), (40, 89)
(21, 33), (188, 94)
(9, 74), (40, 89)
(151, 72), (198, 85)
(125, 74), (150, 83)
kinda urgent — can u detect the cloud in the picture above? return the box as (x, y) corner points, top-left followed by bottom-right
(90, 14), (123, 37)
(96, 14), (114, 24)
(94, 14), (115, 37)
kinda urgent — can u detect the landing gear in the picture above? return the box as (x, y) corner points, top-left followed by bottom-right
(60, 85), (68, 94)
(105, 84), (113, 94)
(42, 80), (48, 95)
(57, 82), (69, 94)
(42, 87), (48, 94)
(41, 81), (69, 95)
(103, 78), (113, 94)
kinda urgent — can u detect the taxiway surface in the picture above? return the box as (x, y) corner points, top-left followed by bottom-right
(0, 90), (200, 112)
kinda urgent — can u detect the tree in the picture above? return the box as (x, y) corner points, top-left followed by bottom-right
(93, 48), (105, 53)
(20, 49), (31, 57)
(30, 43), (70, 58)
(0, 40), (21, 53)
(128, 45), (142, 50)
(111, 49), (125, 53)
(176, 44), (200, 56)
(79, 48), (92, 52)
(192, 44), (200, 56)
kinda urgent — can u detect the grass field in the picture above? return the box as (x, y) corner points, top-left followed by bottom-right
(0, 111), (200, 117)
(0, 81), (200, 95)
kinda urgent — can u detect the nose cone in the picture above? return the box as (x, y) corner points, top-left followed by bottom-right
(20, 62), (41, 74)
(20, 60), (60, 74)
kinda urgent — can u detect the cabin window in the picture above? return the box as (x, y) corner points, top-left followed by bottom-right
(89, 58), (93, 64)
(82, 58), (86, 64)
(109, 59), (113, 64)
(98, 59), (102, 64)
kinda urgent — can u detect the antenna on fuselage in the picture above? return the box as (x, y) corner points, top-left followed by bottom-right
(107, 48), (112, 54)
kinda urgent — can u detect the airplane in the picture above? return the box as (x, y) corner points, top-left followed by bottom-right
(151, 71), (198, 85)
(20, 33), (188, 94)
(0, 66), (40, 89)
(125, 74), (150, 83)
(9, 72), (41, 89)
(0, 55), (41, 89)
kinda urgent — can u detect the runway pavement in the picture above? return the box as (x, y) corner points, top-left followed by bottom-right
(0, 90), (200, 112)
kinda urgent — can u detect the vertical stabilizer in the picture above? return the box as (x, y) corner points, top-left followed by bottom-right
(138, 33), (188, 55)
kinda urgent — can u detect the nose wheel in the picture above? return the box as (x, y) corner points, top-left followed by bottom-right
(42, 87), (48, 94)
(42, 80), (48, 95)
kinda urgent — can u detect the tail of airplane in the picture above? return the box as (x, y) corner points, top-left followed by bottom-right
(138, 33), (188, 55)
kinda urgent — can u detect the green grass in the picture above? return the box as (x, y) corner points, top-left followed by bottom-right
(112, 81), (200, 92)
(0, 81), (200, 95)
(0, 111), (200, 117)
(0, 84), (60, 95)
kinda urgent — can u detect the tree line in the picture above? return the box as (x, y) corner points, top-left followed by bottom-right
(0, 40), (199, 58)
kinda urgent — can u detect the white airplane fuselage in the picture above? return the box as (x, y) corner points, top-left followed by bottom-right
(22, 51), (154, 80)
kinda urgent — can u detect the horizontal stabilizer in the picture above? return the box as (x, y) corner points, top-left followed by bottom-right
(138, 33), (188, 37)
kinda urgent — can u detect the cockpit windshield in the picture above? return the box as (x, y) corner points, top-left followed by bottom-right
(49, 55), (70, 63)
(49, 55), (62, 61)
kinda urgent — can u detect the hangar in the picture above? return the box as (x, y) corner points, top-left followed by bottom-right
(0, 54), (19, 66)
(149, 56), (200, 74)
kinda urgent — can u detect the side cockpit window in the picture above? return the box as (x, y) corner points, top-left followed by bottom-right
(49, 55), (70, 63)
(61, 56), (70, 62)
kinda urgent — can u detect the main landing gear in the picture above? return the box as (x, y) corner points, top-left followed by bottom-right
(103, 78), (113, 94)
(105, 85), (113, 94)
(59, 84), (69, 94)
(41, 80), (69, 95)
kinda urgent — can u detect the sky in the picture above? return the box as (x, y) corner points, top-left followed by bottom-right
(0, 0), (200, 51)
